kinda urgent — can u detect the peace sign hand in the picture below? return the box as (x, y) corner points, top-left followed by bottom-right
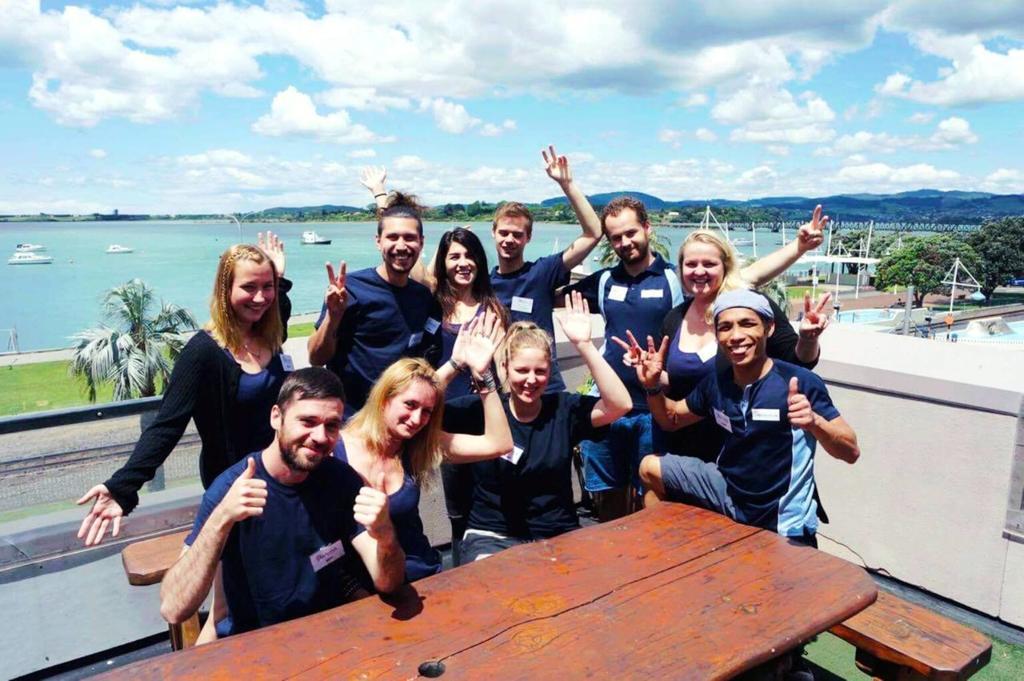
(542, 145), (572, 186)
(324, 261), (348, 316)
(611, 331), (668, 389)
(796, 204), (828, 254)
(257, 230), (286, 278)
(799, 291), (831, 340)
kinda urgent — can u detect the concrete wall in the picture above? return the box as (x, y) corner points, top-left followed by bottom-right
(809, 323), (1024, 626)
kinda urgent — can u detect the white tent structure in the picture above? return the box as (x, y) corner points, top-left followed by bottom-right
(941, 257), (982, 313)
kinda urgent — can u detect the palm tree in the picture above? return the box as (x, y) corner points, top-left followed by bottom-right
(70, 279), (197, 401)
(595, 228), (673, 267)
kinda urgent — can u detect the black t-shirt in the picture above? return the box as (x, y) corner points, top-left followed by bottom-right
(442, 392), (604, 539)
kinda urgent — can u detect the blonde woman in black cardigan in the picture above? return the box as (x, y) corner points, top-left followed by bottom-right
(77, 235), (294, 546)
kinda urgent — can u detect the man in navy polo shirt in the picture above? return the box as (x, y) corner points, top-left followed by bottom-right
(159, 368), (405, 640)
(563, 196), (684, 520)
(635, 290), (859, 544)
(489, 146), (603, 393)
(308, 194), (434, 414)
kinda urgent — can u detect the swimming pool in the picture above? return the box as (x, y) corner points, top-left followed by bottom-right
(836, 308), (899, 324)
(955, 320), (1024, 343)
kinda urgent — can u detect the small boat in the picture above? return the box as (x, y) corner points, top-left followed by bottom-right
(730, 238), (754, 247)
(106, 244), (134, 254)
(301, 231), (331, 245)
(15, 243), (46, 252)
(8, 252), (53, 265)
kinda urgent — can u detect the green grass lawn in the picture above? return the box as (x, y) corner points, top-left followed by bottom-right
(805, 630), (1024, 680)
(0, 360), (112, 417)
(287, 321), (315, 338)
(786, 285), (815, 300)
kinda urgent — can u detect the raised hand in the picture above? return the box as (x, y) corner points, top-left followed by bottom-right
(324, 261), (348, 316)
(542, 144), (572, 186)
(359, 166), (387, 196)
(557, 291), (593, 346)
(77, 484), (124, 546)
(257, 230), (286, 278)
(787, 377), (815, 429)
(217, 457), (268, 523)
(456, 310), (505, 377)
(354, 472), (394, 540)
(799, 291), (831, 340)
(796, 204), (828, 254)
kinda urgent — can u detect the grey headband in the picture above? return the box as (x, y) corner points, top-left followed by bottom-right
(712, 289), (774, 321)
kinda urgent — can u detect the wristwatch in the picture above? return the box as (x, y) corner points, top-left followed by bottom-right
(644, 385), (663, 396)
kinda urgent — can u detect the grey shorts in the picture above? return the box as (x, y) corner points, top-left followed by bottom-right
(659, 454), (737, 520)
(460, 529), (530, 563)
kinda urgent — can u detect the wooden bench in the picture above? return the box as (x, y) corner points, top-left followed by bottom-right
(120, 529), (198, 650)
(829, 590), (992, 680)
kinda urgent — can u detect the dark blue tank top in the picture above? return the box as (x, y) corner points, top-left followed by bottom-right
(333, 438), (442, 582)
(653, 327), (725, 462)
(230, 351), (288, 458)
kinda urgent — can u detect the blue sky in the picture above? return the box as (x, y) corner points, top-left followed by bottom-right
(1, 0), (1023, 214)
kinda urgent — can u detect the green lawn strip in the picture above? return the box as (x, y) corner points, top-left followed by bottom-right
(786, 285), (815, 300)
(0, 360), (112, 417)
(287, 321), (315, 338)
(805, 630), (1023, 680)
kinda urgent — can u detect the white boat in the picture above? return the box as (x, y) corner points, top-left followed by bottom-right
(8, 252), (53, 265)
(105, 244), (134, 254)
(15, 243), (46, 252)
(730, 238), (754, 247)
(301, 231), (331, 245)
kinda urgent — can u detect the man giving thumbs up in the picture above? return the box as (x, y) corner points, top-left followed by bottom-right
(160, 368), (405, 640)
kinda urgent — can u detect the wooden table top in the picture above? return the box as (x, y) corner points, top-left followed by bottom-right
(106, 504), (877, 680)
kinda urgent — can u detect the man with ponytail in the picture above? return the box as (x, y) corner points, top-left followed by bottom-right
(308, 192), (435, 415)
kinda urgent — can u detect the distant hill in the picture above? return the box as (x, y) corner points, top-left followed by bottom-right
(540, 189), (1024, 223)
(256, 204), (364, 218)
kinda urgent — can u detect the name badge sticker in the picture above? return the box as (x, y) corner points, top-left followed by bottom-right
(511, 296), (534, 314)
(424, 318), (441, 334)
(608, 285), (628, 302)
(280, 354), (295, 372)
(640, 288), (664, 299)
(752, 408), (781, 422)
(501, 445), (525, 465)
(408, 331), (424, 348)
(713, 408), (733, 433)
(309, 540), (345, 572)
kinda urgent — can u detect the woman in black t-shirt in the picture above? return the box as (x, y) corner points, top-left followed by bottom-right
(443, 292), (631, 564)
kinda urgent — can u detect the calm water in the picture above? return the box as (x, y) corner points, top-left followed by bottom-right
(1, 220), (781, 351)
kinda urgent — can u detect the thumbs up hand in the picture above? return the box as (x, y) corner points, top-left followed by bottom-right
(787, 377), (815, 429)
(354, 471), (394, 540)
(218, 457), (268, 524)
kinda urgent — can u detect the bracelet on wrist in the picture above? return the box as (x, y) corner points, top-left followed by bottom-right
(473, 370), (498, 394)
(644, 384), (663, 396)
(373, 192), (387, 199)
(447, 358), (467, 374)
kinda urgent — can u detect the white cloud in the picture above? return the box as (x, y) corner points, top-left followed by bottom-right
(420, 97), (480, 134)
(736, 165), (778, 187)
(874, 37), (1024, 106)
(682, 92), (708, 107)
(906, 112), (934, 124)
(982, 168), (1024, 194)
(480, 119), (517, 137)
(317, 87), (411, 112)
(931, 116), (977, 146)
(694, 127), (718, 142)
(89, 148), (107, 159)
(765, 145), (790, 156)
(348, 148), (377, 158)
(658, 128), (684, 148)
(716, 87), (835, 145)
(835, 161), (960, 187)
(251, 87), (393, 144)
(820, 116), (979, 155)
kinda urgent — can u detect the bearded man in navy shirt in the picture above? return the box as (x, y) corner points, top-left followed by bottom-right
(628, 290), (859, 546)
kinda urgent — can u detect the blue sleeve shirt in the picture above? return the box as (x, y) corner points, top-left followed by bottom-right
(686, 360), (840, 538)
(490, 253), (571, 392)
(185, 453), (361, 637)
(565, 255), (684, 411)
(314, 268), (434, 410)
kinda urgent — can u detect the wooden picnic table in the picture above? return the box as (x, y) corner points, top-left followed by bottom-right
(103, 503), (877, 680)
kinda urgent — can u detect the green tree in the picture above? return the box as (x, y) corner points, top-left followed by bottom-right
(967, 216), (1024, 300)
(70, 279), (197, 401)
(874, 235), (981, 307)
